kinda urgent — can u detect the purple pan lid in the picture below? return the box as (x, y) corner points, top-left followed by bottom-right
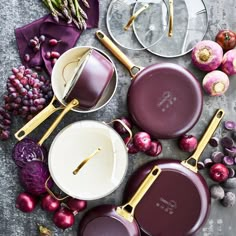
(128, 63), (203, 139)
(123, 159), (210, 236)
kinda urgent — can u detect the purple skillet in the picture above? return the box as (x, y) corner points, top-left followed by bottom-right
(96, 30), (203, 139)
(123, 109), (224, 236)
(78, 166), (162, 236)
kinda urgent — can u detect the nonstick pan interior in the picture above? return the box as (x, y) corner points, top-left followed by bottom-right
(128, 63), (203, 139)
(123, 159), (210, 236)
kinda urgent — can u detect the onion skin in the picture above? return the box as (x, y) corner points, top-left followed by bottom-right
(66, 197), (87, 213)
(191, 40), (223, 72)
(53, 207), (75, 229)
(15, 192), (38, 213)
(221, 49), (236, 75)
(202, 70), (229, 96)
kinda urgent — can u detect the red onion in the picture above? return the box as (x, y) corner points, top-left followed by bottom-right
(15, 192), (37, 213)
(178, 134), (198, 152)
(123, 137), (139, 154)
(133, 132), (152, 152)
(41, 194), (60, 212)
(66, 197), (87, 213)
(209, 163), (229, 182)
(145, 140), (162, 157)
(113, 117), (133, 135)
(53, 207), (75, 229)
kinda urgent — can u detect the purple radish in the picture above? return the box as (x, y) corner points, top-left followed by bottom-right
(211, 151), (224, 163)
(202, 70), (229, 96)
(222, 156), (234, 166)
(221, 136), (234, 148)
(228, 168), (235, 178)
(197, 161), (205, 170)
(204, 158), (213, 167)
(209, 137), (219, 147)
(225, 146), (236, 157)
(191, 40), (223, 72)
(221, 49), (236, 75)
(224, 121), (236, 131)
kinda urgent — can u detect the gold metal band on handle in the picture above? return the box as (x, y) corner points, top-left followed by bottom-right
(124, 4), (149, 31)
(116, 165), (161, 222)
(181, 109), (224, 173)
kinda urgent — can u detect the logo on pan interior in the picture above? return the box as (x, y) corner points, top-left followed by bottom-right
(156, 197), (177, 215)
(157, 91), (177, 113)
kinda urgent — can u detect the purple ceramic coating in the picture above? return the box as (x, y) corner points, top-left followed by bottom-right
(221, 137), (234, 149)
(209, 137), (219, 147)
(211, 151), (224, 163)
(78, 205), (140, 236)
(224, 121), (236, 131)
(127, 63), (203, 139)
(123, 160), (210, 236)
(65, 49), (114, 109)
(222, 156), (234, 166)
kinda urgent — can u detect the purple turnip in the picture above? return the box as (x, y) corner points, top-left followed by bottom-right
(221, 49), (236, 75)
(191, 40), (223, 72)
(202, 70), (229, 96)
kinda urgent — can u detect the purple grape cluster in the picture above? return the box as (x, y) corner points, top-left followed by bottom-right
(4, 65), (53, 121)
(0, 107), (11, 140)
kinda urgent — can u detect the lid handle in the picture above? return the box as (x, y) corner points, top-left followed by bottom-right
(116, 165), (161, 222)
(181, 109), (224, 173)
(124, 4), (149, 30)
(168, 0), (174, 37)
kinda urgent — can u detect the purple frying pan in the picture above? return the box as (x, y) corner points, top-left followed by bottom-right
(96, 30), (203, 139)
(123, 109), (224, 236)
(78, 166), (162, 236)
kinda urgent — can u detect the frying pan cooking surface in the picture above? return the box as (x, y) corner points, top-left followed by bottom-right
(128, 63), (202, 138)
(124, 160), (209, 236)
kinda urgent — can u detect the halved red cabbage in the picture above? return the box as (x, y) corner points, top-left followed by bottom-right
(19, 161), (53, 196)
(12, 138), (47, 168)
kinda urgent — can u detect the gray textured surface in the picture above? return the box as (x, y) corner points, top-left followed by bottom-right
(1, 0), (236, 235)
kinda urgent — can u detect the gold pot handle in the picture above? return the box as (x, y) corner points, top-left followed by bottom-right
(105, 119), (133, 147)
(168, 0), (174, 37)
(181, 109), (225, 173)
(96, 30), (142, 78)
(14, 96), (64, 141)
(38, 99), (79, 146)
(45, 176), (69, 201)
(116, 165), (161, 222)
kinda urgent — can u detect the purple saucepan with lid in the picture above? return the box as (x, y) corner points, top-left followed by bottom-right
(123, 109), (224, 236)
(96, 30), (203, 139)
